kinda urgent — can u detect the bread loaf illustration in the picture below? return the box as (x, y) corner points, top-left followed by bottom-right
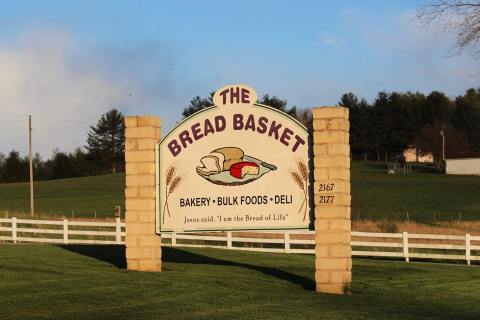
(229, 162), (259, 179)
(196, 147), (274, 185)
(213, 147), (244, 170)
(196, 152), (226, 176)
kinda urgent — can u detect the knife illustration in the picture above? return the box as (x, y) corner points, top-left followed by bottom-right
(243, 155), (277, 171)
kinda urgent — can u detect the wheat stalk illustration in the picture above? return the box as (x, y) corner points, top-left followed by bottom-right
(290, 160), (308, 221)
(163, 167), (182, 222)
(166, 166), (176, 185)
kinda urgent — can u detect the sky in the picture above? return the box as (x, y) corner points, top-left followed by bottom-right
(0, 0), (478, 158)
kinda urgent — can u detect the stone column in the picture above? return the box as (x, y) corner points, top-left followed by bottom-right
(312, 107), (351, 294)
(124, 115), (162, 272)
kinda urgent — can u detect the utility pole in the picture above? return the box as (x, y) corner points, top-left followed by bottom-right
(440, 124), (445, 161)
(29, 115), (34, 217)
(440, 123), (446, 173)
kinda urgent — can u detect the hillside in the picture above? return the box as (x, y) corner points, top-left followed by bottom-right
(1, 161), (480, 222)
(352, 161), (480, 222)
(0, 174), (124, 219)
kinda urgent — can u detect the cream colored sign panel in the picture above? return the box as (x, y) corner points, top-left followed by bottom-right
(156, 84), (309, 232)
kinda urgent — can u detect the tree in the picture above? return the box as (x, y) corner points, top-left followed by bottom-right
(86, 109), (125, 173)
(295, 108), (313, 130)
(32, 153), (48, 180)
(1, 150), (28, 182)
(47, 149), (75, 179)
(452, 88), (480, 149)
(182, 93), (214, 119)
(339, 93), (375, 160)
(182, 92), (299, 120)
(417, 1), (480, 54)
(416, 120), (472, 170)
(258, 94), (298, 117)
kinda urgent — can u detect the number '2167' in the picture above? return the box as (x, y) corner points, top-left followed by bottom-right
(318, 183), (334, 192)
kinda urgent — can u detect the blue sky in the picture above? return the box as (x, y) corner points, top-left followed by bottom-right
(0, 0), (478, 157)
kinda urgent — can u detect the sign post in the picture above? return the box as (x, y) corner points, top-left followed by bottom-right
(124, 84), (352, 294)
(312, 107), (351, 294)
(124, 116), (163, 272)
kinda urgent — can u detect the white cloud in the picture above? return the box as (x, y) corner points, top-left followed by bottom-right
(320, 33), (345, 48)
(358, 11), (479, 97)
(0, 29), (133, 158)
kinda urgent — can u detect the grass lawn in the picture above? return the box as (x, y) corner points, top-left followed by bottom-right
(0, 174), (124, 219)
(0, 245), (479, 320)
(352, 161), (480, 222)
(1, 161), (480, 222)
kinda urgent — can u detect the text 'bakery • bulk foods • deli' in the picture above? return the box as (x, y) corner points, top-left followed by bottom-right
(156, 84), (310, 233)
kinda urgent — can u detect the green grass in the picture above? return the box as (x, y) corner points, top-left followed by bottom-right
(0, 245), (479, 320)
(352, 161), (480, 222)
(0, 174), (124, 218)
(1, 161), (480, 222)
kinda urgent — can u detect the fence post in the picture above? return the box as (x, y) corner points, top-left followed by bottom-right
(226, 232), (232, 249)
(171, 232), (176, 247)
(63, 219), (69, 244)
(403, 231), (409, 262)
(115, 217), (121, 244)
(284, 232), (290, 253)
(12, 217), (17, 243)
(465, 234), (471, 266)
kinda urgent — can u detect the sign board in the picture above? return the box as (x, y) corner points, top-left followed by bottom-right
(156, 84), (309, 232)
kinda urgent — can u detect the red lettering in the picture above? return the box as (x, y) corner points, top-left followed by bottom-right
(179, 130), (193, 148)
(215, 115), (226, 132)
(292, 135), (306, 152)
(241, 88), (250, 103)
(230, 87), (240, 104)
(280, 128), (293, 146)
(168, 139), (181, 157)
(191, 123), (203, 140)
(244, 114), (255, 131)
(257, 116), (268, 134)
(233, 114), (244, 130)
(268, 121), (282, 139)
(204, 119), (215, 136)
(220, 89), (229, 105)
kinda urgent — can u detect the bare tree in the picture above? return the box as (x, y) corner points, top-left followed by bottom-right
(418, 1), (480, 54)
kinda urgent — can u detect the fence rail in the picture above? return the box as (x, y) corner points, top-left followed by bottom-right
(0, 217), (478, 264)
(0, 217), (125, 245)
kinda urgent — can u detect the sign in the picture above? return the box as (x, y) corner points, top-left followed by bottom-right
(156, 84), (310, 232)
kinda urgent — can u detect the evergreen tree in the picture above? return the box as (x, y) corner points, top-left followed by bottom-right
(86, 109), (125, 173)
(452, 88), (480, 151)
(258, 94), (298, 118)
(182, 93), (214, 119)
(182, 92), (299, 119)
(1, 150), (28, 182)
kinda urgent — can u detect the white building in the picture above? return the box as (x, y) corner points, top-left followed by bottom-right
(446, 158), (480, 176)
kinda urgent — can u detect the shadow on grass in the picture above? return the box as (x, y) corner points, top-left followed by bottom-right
(163, 247), (315, 290)
(57, 245), (315, 290)
(57, 245), (126, 269)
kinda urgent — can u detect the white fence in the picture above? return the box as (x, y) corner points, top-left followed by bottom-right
(1, 217), (479, 265)
(0, 217), (124, 245)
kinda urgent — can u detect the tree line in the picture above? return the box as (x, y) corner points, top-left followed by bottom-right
(0, 109), (125, 183)
(184, 88), (480, 170)
(1, 87), (479, 183)
(343, 89), (480, 168)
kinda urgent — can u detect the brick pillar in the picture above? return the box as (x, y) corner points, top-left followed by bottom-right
(124, 115), (162, 272)
(312, 107), (351, 294)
